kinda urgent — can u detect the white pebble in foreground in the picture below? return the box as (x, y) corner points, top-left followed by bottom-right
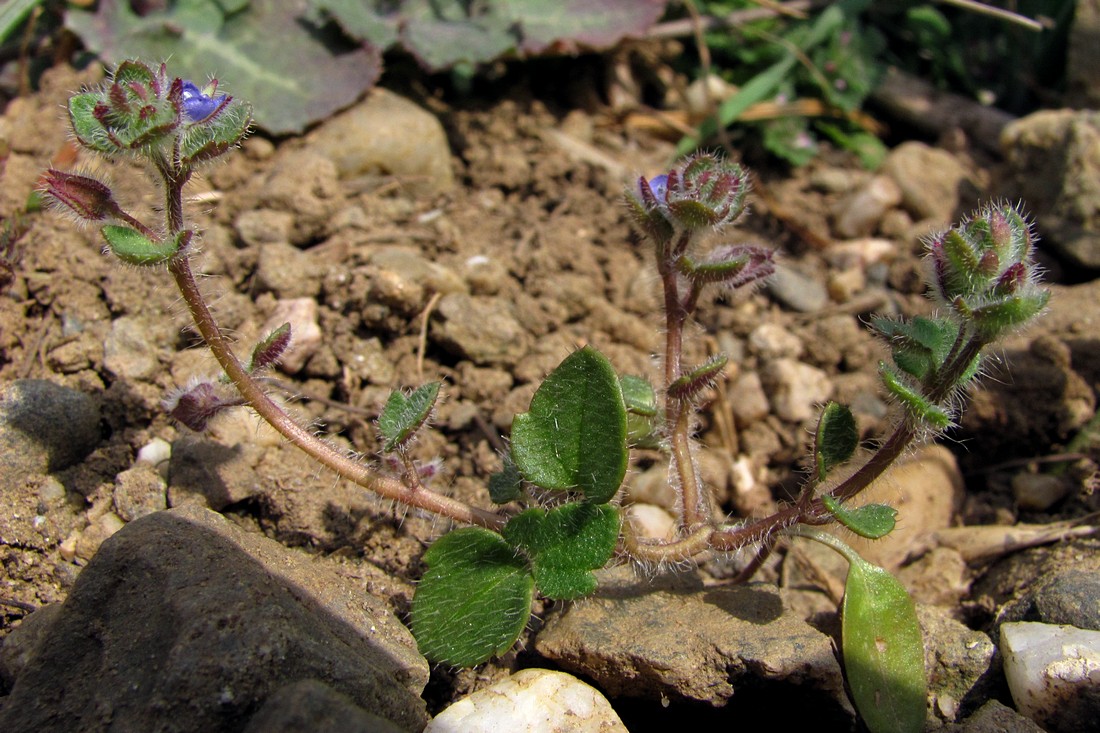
(1000, 621), (1100, 732)
(424, 668), (627, 733)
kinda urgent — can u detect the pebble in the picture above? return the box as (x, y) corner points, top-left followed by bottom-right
(625, 503), (677, 541)
(766, 264), (829, 313)
(307, 87), (454, 196)
(881, 141), (967, 223)
(0, 379), (101, 476)
(254, 243), (323, 299)
(825, 237), (899, 269)
(918, 605), (997, 725)
(425, 669), (627, 733)
(103, 316), (163, 381)
(832, 174), (902, 238)
(1012, 472), (1072, 511)
(431, 293), (530, 366)
(1024, 569), (1100, 631)
(234, 209), (294, 247)
(747, 323), (803, 360)
(136, 437), (172, 479)
(759, 358), (832, 423)
(259, 151), (342, 245)
(1000, 621), (1100, 733)
(728, 371), (770, 428)
(74, 510), (125, 562)
(112, 464), (168, 522)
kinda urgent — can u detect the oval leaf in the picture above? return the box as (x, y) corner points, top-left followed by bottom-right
(101, 224), (181, 266)
(378, 382), (440, 453)
(822, 495), (897, 540)
(842, 556), (927, 733)
(511, 347), (627, 503)
(503, 503), (620, 600)
(815, 401), (858, 481)
(410, 527), (534, 667)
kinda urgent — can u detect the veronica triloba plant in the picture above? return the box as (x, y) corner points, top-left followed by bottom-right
(43, 66), (1048, 733)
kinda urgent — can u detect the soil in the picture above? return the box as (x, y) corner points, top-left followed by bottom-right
(1, 59), (1098, 728)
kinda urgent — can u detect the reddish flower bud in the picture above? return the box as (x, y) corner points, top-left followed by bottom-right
(41, 169), (123, 222)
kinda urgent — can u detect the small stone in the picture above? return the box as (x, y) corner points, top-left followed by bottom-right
(625, 503), (676, 541)
(113, 464), (168, 522)
(255, 243), (323, 299)
(307, 87), (454, 196)
(74, 511), (125, 562)
(136, 437), (172, 479)
(431, 294), (529, 367)
(425, 668), (627, 733)
(945, 699), (1045, 732)
(625, 463), (676, 511)
(260, 152), (342, 245)
(1000, 621), (1100, 733)
(1012, 472), (1072, 511)
(766, 264), (828, 313)
(1031, 570), (1100, 631)
(832, 174), (903, 238)
(0, 379), (101, 476)
(263, 298), (323, 374)
(168, 435), (268, 511)
(747, 323), (803, 360)
(759, 358), (832, 423)
(368, 247), (467, 314)
(825, 237), (899, 269)
(882, 141), (968, 223)
(235, 209), (295, 248)
(918, 605), (997, 726)
(103, 316), (164, 381)
(826, 266), (866, 303)
(728, 371), (770, 427)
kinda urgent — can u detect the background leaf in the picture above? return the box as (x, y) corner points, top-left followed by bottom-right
(842, 555), (927, 733)
(503, 503), (619, 600)
(66, 0), (381, 135)
(410, 528), (534, 667)
(511, 347), (627, 503)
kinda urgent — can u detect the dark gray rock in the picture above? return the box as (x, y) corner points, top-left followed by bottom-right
(945, 700), (1045, 733)
(0, 505), (428, 733)
(1000, 568), (1100, 632)
(0, 379), (101, 476)
(243, 679), (406, 733)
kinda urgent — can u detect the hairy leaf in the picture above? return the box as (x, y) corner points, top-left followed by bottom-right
(101, 225), (185, 266)
(668, 354), (728, 401)
(822, 495), (897, 540)
(378, 382), (440, 453)
(815, 401), (858, 481)
(880, 363), (951, 430)
(488, 454), (523, 504)
(410, 528), (534, 667)
(66, 0), (381, 135)
(511, 347), (627, 503)
(842, 556), (927, 733)
(249, 322), (291, 372)
(503, 503), (619, 600)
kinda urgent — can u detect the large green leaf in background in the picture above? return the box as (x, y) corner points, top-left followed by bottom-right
(66, 0), (381, 135)
(314, 0), (668, 71)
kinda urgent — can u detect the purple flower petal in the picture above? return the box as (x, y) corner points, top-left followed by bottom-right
(180, 80), (225, 123)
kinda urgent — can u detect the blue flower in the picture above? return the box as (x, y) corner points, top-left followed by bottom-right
(648, 174), (668, 204)
(180, 80), (226, 123)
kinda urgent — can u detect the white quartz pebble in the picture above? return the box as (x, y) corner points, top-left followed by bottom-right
(1000, 621), (1100, 731)
(425, 668), (627, 733)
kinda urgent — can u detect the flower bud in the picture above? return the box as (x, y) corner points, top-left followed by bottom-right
(41, 169), (123, 222)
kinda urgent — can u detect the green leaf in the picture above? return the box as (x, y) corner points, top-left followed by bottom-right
(66, 0), (381, 135)
(0, 0), (44, 45)
(503, 503), (619, 600)
(815, 401), (858, 481)
(378, 382), (440, 453)
(68, 93), (119, 156)
(619, 374), (656, 417)
(101, 225), (184, 266)
(842, 555), (927, 733)
(488, 454), (523, 504)
(410, 528), (534, 667)
(879, 363), (951, 430)
(667, 354), (728, 401)
(511, 347), (627, 503)
(821, 495), (897, 540)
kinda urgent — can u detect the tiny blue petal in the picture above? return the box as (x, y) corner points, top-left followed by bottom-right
(180, 80), (224, 123)
(648, 174), (668, 203)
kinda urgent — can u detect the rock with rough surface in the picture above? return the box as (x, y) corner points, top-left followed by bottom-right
(0, 379), (100, 477)
(307, 88), (454, 196)
(425, 668), (627, 733)
(242, 679), (406, 733)
(1000, 621), (1100, 733)
(881, 141), (968, 223)
(535, 570), (852, 721)
(759, 357), (832, 423)
(431, 293), (530, 366)
(0, 505), (429, 733)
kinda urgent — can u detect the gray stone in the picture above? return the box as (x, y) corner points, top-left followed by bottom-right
(766, 263), (828, 313)
(1001, 568), (1100, 632)
(945, 700), (1045, 733)
(0, 603), (62, 691)
(1001, 109), (1100, 268)
(882, 141), (967, 223)
(243, 679), (405, 733)
(832, 174), (902, 238)
(112, 463), (167, 522)
(235, 209), (295, 248)
(431, 294), (529, 366)
(0, 505), (428, 733)
(759, 357), (832, 423)
(918, 606), (996, 725)
(255, 242), (323, 299)
(535, 570), (852, 719)
(103, 315), (169, 381)
(307, 88), (454, 196)
(168, 434), (268, 510)
(260, 152), (343, 245)
(0, 379), (100, 476)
